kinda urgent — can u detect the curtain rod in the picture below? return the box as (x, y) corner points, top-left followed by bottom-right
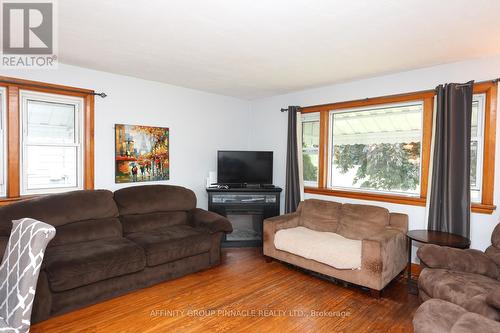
(0, 79), (107, 98)
(281, 78), (499, 112)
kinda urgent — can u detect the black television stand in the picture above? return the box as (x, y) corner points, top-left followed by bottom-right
(206, 186), (282, 247)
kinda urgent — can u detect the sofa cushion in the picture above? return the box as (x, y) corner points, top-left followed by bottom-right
(0, 189), (118, 237)
(45, 238), (146, 292)
(126, 225), (212, 267)
(274, 226), (362, 269)
(49, 218), (123, 247)
(120, 211), (189, 234)
(299, 199), (342, 232)
(337, 203), (389, 240)
(418, 268), (500, 320)
(114, 185), (196, 216)
(413, 299), (467, 333)
(451, 312), (500, 333)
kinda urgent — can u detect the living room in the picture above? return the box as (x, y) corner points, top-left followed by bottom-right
(0, 1), (499, 332)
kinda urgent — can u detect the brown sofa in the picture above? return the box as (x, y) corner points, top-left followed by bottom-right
(263, 199), (408, 293)
(413, 223), (500, 332)
(0, 185), (232, 323)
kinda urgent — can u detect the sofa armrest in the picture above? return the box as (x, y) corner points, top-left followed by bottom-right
(417, 244), (499, 280)
(263, 213), (300, 257)
(362, 228), (407, 283)
(389, 213), (408, 233)
(264, 213), (300, 231)
(189, 208), (233, 234)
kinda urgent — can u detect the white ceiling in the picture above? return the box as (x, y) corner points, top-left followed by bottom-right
(59, 0), (500, 99)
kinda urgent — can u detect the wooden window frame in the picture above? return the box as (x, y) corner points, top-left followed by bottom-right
(302, 82), (497, 214)
(0, 76), (95, 205)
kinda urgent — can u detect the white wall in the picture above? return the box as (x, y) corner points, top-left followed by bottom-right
(249, 55), (500, 257)
(0, 64), (251, 209)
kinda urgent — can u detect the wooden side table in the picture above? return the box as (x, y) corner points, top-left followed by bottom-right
(406, 230), (471, 294)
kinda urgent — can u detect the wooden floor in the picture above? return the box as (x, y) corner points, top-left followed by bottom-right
(31, 248), (420, 333)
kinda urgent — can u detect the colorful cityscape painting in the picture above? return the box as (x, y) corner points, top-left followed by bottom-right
(115, 124), (169, 183)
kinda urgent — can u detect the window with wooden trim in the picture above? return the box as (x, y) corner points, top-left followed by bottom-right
(0, 76), (95, 204)
(301, 82), (497, 214)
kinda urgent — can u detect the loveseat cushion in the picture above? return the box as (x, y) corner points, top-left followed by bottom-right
(0, 189), (118, 237)
(274, 226), (362, 269)
(299, 199), (342, 232)
(45, 238), (146, 292)
(120, 211), (189, 234)
(126, 225), (212, 267)
(418, 268), (500, 320)
(337, 203), (389, 240)
(114, 185), (196, 216)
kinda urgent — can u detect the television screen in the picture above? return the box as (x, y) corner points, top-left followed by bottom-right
(217, 151), (273, 185)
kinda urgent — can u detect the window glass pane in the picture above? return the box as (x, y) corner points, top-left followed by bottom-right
(331, 103), (422, 195)
(302, 113), (320, 185)
(27, 100), (76, 144)
(470, 95), (484, 203)
(25, 146), (77, 190)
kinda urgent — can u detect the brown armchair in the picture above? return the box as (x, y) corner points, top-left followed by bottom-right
(413, 223), (500, 332)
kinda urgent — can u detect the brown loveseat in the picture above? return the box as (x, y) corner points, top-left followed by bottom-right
(0, 185), (232, 323)
(413, 223), (500, 332)
(263, 199), (408, 294)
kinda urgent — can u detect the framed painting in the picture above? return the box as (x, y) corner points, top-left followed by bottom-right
(115, 124), (169, 183)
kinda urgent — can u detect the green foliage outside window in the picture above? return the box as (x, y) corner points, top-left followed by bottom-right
(333, 142), (421, 191)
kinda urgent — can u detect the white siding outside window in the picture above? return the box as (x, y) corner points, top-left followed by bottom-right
(20, 90), (84, 195)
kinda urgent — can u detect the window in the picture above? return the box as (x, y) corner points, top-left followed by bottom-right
(20, 91), (84, 195)
(0, 88), (6, 197)
(302, 113), (320, 186)
(329, 102), (423, 196)
(301, 82), (497, 214)
(0, 76), (95, 204)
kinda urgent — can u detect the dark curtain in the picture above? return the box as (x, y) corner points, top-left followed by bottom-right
(427, 81), (474, 239)
(285, 106), (301, 213)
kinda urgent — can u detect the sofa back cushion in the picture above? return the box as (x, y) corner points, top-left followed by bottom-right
(114, 185), (196, 216)
(0, 190), (119, 244)
(120, 212), (189, 234)
(114, 185), (196, 233)
(299, 199), (342, 232)
(337, 203), (389, 240)
(49, 218), (123, 247)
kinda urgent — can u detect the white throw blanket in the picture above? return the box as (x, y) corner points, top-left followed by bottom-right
(274, 226), (362, 270)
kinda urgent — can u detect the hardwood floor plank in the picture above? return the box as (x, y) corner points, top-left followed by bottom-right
(31, 248), (419, 333)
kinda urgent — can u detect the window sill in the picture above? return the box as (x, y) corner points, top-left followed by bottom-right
(304, 187), (496, 214)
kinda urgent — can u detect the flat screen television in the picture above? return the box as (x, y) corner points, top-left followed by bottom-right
(217, 151), (273, 185)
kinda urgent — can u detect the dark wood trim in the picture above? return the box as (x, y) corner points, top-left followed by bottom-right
(420, 96), (434, 199)
(301, 82), (498, 214)
(318, 111), (329, 188)
(305, 187), (426, 206)
(0, 75), (94, 96)
(84, 94), (95, 190)
(0, 77), (95, 203)
(301, 90), (436, 114)
(6, 85), (20, 199)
